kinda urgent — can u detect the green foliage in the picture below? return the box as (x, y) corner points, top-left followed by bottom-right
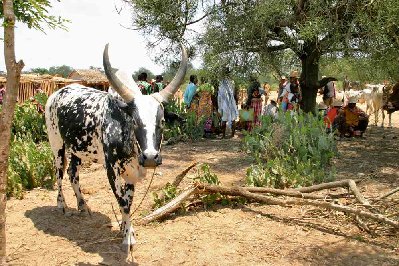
(7, 136), (55, 198)
(194, 164), (229, 207)
(163, 98), (207, 144)
(152, 183), (178, 209)
(7, 93), (55, 198)
(12, 93), (48, 142)
(243, 112), (337, 188)
(0, 0), (69, 32)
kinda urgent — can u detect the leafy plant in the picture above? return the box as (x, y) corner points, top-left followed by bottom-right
(194, 164), (229, 207)
(243, 111), (337, 188)
(163, 98), (208, 144)
(12, 93), (48, 142)
(7, 135), (55, 198)
(152, 183), (178, 209)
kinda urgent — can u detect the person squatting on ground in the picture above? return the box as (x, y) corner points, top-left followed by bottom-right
(333, 97), (369, 137)
(262, 99), (279, 120)
(323, 99), (343, 133)
(281, 70), (301, 112)
(218, 68), (239, 138)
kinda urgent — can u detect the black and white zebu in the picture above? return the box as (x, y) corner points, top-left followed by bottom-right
(45, 44), (188, 250)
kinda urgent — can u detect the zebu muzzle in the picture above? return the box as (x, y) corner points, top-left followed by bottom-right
(138, 151), (162, 168)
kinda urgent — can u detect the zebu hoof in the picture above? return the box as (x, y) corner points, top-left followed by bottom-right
(78, 199), (92, 216)
(57, 199), (67, 214)
(122, 225), (136, 253)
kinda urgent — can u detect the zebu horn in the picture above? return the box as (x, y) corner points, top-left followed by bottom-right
(158, 44), (188, 102)
(103, 44), (138, 102)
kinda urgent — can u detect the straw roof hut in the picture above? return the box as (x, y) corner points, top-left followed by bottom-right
(68, 69), (109, 91)
(0, 74), (79, 103)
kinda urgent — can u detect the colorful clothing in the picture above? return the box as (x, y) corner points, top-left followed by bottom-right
(247, 98), (262, 131)
(137, 81), (152, 95)
(335, 105), (369, 137)
(183, 82), (198, 108)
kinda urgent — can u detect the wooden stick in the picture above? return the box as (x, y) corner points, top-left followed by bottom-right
(295, 179), (361, 193)
(348, 179), (370, 205)
(139, 186), (196, 225)
(246, 187), (349, 200)
(195, 183), (399, 228)
(155, 162), (197, 204)
(171, 162), (197, 187)
(375, 187), (399, 201)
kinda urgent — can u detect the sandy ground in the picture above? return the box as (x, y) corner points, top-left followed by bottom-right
(5, 98), (399, 265)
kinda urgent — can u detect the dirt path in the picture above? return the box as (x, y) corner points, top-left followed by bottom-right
(5, 112), (399, 265)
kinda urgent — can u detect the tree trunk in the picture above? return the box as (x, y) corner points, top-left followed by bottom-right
(299, 45), (320, 113)
(0, 0), (25, 263)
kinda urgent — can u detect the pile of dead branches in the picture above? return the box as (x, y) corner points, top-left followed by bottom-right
(138, 163), (399, 234)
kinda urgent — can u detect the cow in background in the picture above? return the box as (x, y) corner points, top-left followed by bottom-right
(383, 82), (399, 127)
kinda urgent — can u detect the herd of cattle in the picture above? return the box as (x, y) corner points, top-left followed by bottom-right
(336, 82), (399, 127)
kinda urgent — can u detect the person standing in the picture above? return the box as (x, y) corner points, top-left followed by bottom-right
(246, 77), (263, 131)
(183, 75), (198, 109)
(155, 75), (165, 92)
(277, 76), (288, 103)
(137, 72), (152, 95)
(218, 68), (239, 138)
(322, 76), (336, 107)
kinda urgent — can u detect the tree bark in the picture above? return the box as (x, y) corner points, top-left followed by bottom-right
(299, 44), (320, 113)
(0, 0), (25, 263)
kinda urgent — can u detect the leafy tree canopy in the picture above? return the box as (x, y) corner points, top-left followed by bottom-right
(126, 0), (399, 111)
(0, 0), (69, 31)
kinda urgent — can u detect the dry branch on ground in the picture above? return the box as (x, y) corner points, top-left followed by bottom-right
(138, 179), (398, 231)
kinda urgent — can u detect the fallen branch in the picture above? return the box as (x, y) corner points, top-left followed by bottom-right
(195, 183), (399, 229)
(375, 187), (399, 202)
(155, 162), (197, 203)
(245, 187), (349, 200)
(295, 179), (362, 193)
(140, 186), (196, 225)
(171, 162), (198, 187)
(348, 180), (370, 205)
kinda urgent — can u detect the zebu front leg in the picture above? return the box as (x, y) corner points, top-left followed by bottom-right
(68, 154), (91, 214)
(105, 160), (136, 251)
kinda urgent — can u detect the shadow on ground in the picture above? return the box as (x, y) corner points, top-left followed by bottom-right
(25, 206), (137, 265)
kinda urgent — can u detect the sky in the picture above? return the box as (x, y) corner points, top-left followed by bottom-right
(0, 0), (174, 74)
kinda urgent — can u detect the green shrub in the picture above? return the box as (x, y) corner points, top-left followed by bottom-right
(5, 93), (55, 198)
(163, 98), (207, 143)
(194, 164), (230, 207)
(12, 93), (48, 142)
(7, 135), (55, 198)
(243, 111), (337, 188)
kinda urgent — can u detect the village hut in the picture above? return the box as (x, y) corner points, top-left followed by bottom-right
(0, 74), (79, 103)
(68, 69), (109, 91)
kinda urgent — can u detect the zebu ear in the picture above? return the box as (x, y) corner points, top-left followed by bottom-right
(158, 43), (188, 103)
(103, 44), (142, 103)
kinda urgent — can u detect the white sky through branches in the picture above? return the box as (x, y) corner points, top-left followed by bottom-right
(0, 0), (167, 75)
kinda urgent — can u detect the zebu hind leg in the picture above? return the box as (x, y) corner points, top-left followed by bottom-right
(105, 161), (136, 251)
(68, 154), (91, 214)
(55, 146), (67, 213)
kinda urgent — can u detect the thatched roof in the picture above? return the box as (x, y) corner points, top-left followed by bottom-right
(68, 69), (108, 84)
(0, 74), (78, 84)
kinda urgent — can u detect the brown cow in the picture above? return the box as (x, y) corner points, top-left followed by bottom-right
(383, 82), (399, 127)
